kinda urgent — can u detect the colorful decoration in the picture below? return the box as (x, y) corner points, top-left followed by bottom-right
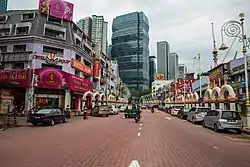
(156, 73), (164, 80)
(45, 54), (59, 65)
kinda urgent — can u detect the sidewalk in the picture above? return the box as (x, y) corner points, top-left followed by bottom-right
(243, 127), (250, 135)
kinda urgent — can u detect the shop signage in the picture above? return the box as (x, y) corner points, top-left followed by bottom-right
(71, 59), (92, 76)
(0, 70), (30, 87)
(38, 0), (74, 21)
(209, 65), (224, 80)
(230, 56), (250, 74)
(70, 75), (91, 92)
(93, 60), (100, 77)
(34, 54), (70, 64)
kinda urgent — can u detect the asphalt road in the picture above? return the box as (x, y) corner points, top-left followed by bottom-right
(0, 109), (250, 167)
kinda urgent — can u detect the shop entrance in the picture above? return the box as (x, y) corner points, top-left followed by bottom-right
(36, 97), (59, 108)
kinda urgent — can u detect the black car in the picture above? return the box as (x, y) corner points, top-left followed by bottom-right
(27, 108), (68, 126)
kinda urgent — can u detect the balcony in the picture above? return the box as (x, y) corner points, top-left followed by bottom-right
(0, 51), (33, 62)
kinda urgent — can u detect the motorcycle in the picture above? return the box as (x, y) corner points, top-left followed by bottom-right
(134, 115), (140, 123)
(151, 108), (154, 113)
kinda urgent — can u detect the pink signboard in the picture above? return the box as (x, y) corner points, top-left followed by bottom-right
(39, 0), (74, 21)
(0, 70), (31, 87)
(35, 68), (92, 93)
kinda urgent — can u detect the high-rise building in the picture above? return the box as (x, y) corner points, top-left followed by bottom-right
(157, 41), (170, 80)
(91, 15), (108, 55)
(111, 11), (150, 92)
(169, 52), (179, 80)
(149, 56), (156, 89)
(0, 0), (7, 12)
(178, 64), (187, 78)
(107, 44), (112, 59)
(76, 17), (92, 39)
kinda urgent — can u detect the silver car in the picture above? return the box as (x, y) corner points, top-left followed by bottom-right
(203, 110), (243, 134)
(187, 107), (210, 123)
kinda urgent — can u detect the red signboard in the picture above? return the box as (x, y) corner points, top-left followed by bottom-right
(93, 60), (100, 77)
(0, 70), (30, 87)
(70, 75), (91, 92)
(38, 0), (74, 21)
(71, 59), (92, 76)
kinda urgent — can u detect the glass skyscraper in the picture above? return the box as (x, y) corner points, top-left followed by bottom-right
(0, 0), (7, 12)
(111, 12), (150, 93)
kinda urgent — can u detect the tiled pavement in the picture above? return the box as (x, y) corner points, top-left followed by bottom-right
(0, 110), (250, 167)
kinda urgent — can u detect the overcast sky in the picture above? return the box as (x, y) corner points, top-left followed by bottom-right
(8, 0), (250, 73)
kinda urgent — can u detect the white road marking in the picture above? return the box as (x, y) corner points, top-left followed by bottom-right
(213, 146), (219, 149)
(138, 132), (141, 137)
(165, 117), (171, 120)
(140, 124), (142, 126)
(128, 160), (140, 167)
(139, 127), (142, 130)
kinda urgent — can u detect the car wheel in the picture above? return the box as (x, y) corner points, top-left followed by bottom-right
(50, 119), (55, 126)
(214, 124), (219, 132)
(192, 118), (195, 124)
(106, 115), (109, 117)
(236, 129), (242, 134)
(202, 121), (206, 127)
(63, 117), (68, 123)
(32, 123), (37, 126)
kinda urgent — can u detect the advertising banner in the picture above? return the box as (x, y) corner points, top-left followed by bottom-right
(38, 0), (74, 21)
(71, 59), (92, 76)
(0, 70), (31, 87)
(35, 68), (92, 93)
(93, 60), (100, 77)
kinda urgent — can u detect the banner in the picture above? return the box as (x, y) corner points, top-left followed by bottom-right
(0, 70), (30, 87)
(38, 0), (74, 21)
(93, 60), (100, 77)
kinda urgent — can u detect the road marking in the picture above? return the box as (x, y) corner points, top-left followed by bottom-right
(213, 146), (219, 149)
(139, 127), (142, 130)
(128, 160), (140, 167)
(140, 124), (142, 127)
(138, 132), (141, 137)
(165, 117), (171, 120)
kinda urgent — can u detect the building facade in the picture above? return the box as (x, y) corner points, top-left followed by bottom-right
(0, 0), (7, 12)
(149, 56), (156, 89)
(169, 52), (179, 80)
(111, 11), (150, 93)
(0, 10), (103, 114)
(157, 41), (170, 80)
(178, 64), (187, 79)
(76, 17), (92, 39)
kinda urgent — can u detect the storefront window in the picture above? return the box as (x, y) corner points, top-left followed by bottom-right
(36, 97), (59, 108)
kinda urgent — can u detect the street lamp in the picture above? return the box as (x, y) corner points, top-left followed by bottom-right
(219, 13), (249, 127)
(194, 53), (202, 99)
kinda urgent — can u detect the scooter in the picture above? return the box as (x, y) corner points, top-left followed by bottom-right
(134, 115), (140, 123)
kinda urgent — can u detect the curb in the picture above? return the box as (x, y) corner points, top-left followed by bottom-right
(243, 129), (250, 135)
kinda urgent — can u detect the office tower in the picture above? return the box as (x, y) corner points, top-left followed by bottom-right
(157, 41), (170, 80)
(76, 17), (92, 39)
(178, 64), (187, 78)
(0, 0), (7, 12)
(149, 56), (156, 89)
(169, 52), (179, 80)
(107, 45), (112, 59)
(91, 15), (108, 55)
(111, 11), (150, 92)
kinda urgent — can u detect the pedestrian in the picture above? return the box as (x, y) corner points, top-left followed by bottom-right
(65, 105), (71, 119)
(83, 106), (88, 120)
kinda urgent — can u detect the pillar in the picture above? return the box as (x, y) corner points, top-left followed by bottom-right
(25, 87), (34, 111)
(204, 103), (208, 108)
(219, 103), (224, 110)
(230, 103), (236, 111)
(64, 89), (71, 109)
(211, 103), (215, 110)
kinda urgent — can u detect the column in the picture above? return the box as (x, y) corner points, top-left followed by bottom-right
(204, 103), (208, 108)
(219, 103), (224, 110)
(230, 103), (236, 110)
(211, 103), (215, 109)
(64, 89), (71, 109)
(25, 87), (34, 111)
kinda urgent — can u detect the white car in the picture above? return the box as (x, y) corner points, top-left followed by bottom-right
(171, 106), (184, 116)
(109, 105), (119, 115)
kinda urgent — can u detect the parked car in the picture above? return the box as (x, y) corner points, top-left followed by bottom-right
(187, 107), (210, 123)
(171, 106), (184, 116)
(166, 107), (172, 114)
(120, 105), (127, 112)
(141, 105), (147, 109)
(91, 105), (109, 117)
(124, 105), (137, 118)
(177, 108), (189, 119)
(27, 108), (67, 126)
(203, 110), (243, 134)
(109, 105), (119, 115)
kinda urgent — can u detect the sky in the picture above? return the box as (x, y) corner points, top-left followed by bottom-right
(8, 0), (250, 73)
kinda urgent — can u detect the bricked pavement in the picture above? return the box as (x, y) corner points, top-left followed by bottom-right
(1, 111), (250, 167)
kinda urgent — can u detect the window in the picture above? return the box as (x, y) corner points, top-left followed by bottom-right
(42, 63), (62, 70)
(43, 46), (64, 55)
(15, 27), (29, 35)
(221, 111), (241, 120)
(47, 15), (62, 25)
(0, 46), (7, 52)
(75, 54), (81, 61)
(84, 59), (91, 68)
(13, 63), (24, 69)
(75, 70), (80, 76)
(13, 44), (26, 52)
(21, 13), (35, 21)
(0, 15), (8, 23)
(0, 28), (10, 36)
(44, 28), (65, 40)
(76, 38), (81, 46)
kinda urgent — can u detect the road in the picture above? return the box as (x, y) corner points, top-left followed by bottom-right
(0, 110), (250, 167)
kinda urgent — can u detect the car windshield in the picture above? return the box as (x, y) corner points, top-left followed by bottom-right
(197, 108), (210, 112)
(127, 106), (133, 109)
(120, 106), (126, 109)
(37, 109), (52, 114)
(221, 111), (241, 120)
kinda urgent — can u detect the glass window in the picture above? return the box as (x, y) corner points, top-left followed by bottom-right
(221, 111), (241, 120)
(37, 109), (52, 114)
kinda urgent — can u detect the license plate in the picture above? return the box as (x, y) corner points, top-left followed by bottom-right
(228, 120), (236, 122)
(35, 117), (40, 118)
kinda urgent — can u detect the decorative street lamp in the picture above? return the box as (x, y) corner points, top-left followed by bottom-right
(219, 13), (249, 127)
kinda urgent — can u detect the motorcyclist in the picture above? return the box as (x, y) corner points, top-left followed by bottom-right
(133, 104), (141, 120)
(151, 106), (154, 113)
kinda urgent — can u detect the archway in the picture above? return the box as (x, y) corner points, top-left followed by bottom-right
(100, 93), (105, 105)
(82, 91), (94, 109)
(211, 87), (221, 100)
(193, 92), (199, 101)
(219, 84), (236, 98)
(93, 92), (101, 102)
(204, 88), (212, 101)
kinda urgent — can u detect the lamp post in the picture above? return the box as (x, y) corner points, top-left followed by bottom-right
(194, 53), (202, 99)
(219, 13), (249, 127)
